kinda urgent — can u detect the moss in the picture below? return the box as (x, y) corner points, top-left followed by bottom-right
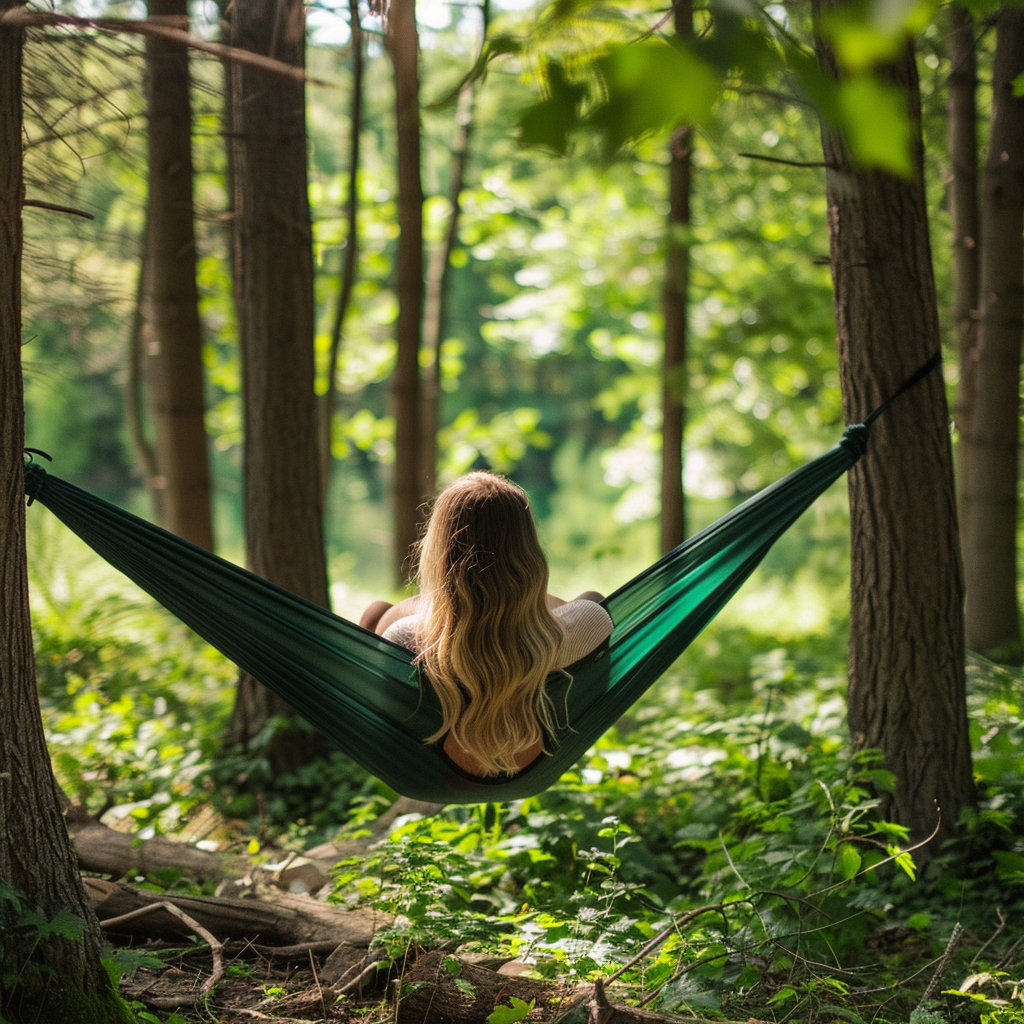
(3, 980), (137, 1024)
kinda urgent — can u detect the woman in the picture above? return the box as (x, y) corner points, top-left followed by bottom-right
(361, 472), (613, 778)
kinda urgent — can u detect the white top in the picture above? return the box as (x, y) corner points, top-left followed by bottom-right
(382, 598), (613, 668)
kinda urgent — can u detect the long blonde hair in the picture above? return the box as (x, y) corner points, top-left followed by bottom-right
(414, 472), (565, 776)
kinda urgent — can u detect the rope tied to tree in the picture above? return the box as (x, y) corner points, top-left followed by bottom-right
(23, 448), (52, 506)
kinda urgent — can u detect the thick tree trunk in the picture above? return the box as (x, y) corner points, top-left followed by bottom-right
(961, 7), (1024, 661)
(320, 0), (364, 503)
(811, 17), (974, 850)
(0, 13), (132, 1023)
(142, 0), (214, 550)
(228, 0), (330, 770)
(386, 0), (425, 579)
(660, 0), (692, 554)
(419, 0), (488, 501)
(947, 3), (980, 546)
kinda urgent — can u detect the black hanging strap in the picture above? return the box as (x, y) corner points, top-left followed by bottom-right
(863, 352), (942, 428)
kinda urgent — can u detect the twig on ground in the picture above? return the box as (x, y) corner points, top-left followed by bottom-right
(101, 901), (225, 1004)
(251, 940), (342, 959)
(308, 948), (327, 1018)
(995, 935), (1023, 970)
(337, 958), (386, 996)
(972, 908), (1005, 966)
(917, 923), (963, 1008)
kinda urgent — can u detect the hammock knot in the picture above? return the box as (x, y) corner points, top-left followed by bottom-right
(23, 450), (51, 506)
(839, 423), (869, 460)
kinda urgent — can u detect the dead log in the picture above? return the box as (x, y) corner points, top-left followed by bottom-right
(394, 951), (562, 1024)
(66, 793), (442, 892)
(69, 818), (247, 883)
(84, 877), (388, 948)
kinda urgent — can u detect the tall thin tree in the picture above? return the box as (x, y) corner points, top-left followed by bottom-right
(1, 8), (133, 1021)
(142, 0), (215, 550)
(419, 0), (490, 501)
(660, 0), (693, 554)
(228, 0), (330, 771)
(812, 12), (975, 849)
(961, 6), (1024, 661)
(320, 0), (365, 502)
(385, 0), (425, 579)
(947, 3), (980, 547)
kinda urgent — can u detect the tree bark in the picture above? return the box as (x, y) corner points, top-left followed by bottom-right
(142, 0), (215, 550)
(811, 16), (974, 850)
(947, 3), (980, 548)
(660, 0), (692, 554)
(0, 11), (132, 1022)
(227, 0), (331, 770)
(386, 0), (425, 579)
(961, 7), (1024, 661)
(419, 0), (489, 501)
(320, 0), (364, 503)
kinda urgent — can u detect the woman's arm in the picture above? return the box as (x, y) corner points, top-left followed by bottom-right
(360, 595), (424, 635)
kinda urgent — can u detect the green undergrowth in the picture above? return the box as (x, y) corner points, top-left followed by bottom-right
(326, 650), (1024, 1024)
(25, 546), (1024, 1023)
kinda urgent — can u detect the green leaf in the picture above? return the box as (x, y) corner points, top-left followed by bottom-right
(1013, 71), (1024, 98)
(516, 61), (588, 155)
(888, 846), (917, 881)
(47, 908), (85, 940)
(488, 996), (536, 1024)
(589, 40), (721, 155)
(837, 76), (913, 176)
(836, 843), (862, 880)
(822, 0), (938, 72)
(454, 978), (476, 997)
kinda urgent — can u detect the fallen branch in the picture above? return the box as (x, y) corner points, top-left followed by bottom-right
(101, 902), (224, 1008)
(85, 878), (387, 948)
(68, 815), (247, 884)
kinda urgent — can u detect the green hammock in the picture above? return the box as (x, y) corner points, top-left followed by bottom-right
(23, 359), (936, 804)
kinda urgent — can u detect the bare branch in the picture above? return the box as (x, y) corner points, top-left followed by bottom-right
(737, 151), (832, 168)
(100, 901), (225, 1004)
(3, 8), (333, 85)
(23, 198), (94, 219)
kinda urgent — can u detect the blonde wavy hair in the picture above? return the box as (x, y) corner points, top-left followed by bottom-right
(414, 472), (566, 776)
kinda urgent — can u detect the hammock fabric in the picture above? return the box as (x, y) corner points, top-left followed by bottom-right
(24, 358), (937, 804)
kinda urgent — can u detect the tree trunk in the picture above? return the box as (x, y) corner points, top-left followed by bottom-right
(125, 214), (163, 509)
(961, 7), (1024, 661)
(142, 0), (214, 550)
(419, 0), (489, 501)
(811, 16), (974, 850)
(227, 0), (330, 771)
(320, 0), (364, 504)
(659, 0), (693, 554)
(386, 0), (425, 579)
(947, 3), (980, 548)
(0, 12), (132, 1022)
